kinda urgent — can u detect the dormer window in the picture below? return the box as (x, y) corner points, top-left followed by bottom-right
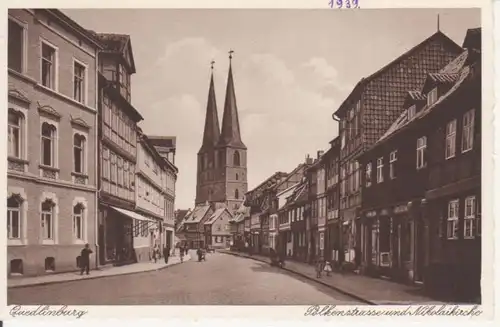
(427, 87), (438, 106)
(407, 105), (416, 120)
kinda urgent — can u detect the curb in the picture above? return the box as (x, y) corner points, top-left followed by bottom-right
(221, 251), (375, 305)
(8, 255), (191, 290)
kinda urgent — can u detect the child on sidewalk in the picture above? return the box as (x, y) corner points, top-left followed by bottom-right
(323, 260), (333, 277)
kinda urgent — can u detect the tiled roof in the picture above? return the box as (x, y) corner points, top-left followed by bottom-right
(204, 208), (229, 225)
(378, 50), (475, 143)
(184, 204), (211, 223)
(334, 31), (462, 117)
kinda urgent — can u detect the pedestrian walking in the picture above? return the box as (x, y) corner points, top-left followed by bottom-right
(180, 247), (185, 263)
(315, 257), (324, 279)
(163, 246), (170, 264)
(80, 243), (93, 275)
(197, 247), (203, 262)
(152, 245), (159, 263)
(323, 260), (333, 277)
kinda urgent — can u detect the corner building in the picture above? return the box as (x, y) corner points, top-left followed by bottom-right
(7, 9), (102, 276)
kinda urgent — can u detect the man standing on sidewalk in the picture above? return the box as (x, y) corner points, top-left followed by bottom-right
(80, 243), (93, 275)
(163, 245), (170, 264)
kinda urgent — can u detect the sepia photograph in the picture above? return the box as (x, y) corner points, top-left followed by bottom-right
(5, 4), (487, 310)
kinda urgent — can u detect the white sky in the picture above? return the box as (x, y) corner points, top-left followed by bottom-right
(63, 8), (480, 209)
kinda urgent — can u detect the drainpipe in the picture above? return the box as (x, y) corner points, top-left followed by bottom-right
(94, 47), (100, 269)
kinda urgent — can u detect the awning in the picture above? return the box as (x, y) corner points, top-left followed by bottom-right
(110, 206), (156, 223)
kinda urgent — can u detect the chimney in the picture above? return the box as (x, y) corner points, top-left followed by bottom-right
(305, 154), (313, 165)
(317, 150), (325, 159)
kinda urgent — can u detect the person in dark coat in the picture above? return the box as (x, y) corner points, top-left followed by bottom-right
(163, 246), (170, 264)
(80, 243), (93, 275)
(196, 247), (203, 262)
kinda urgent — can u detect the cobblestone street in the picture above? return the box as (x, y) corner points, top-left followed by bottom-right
(8, 252), (362, 305)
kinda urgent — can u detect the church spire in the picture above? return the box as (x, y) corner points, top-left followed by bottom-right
(219, 50), (246, 149)
(199, 61), (220, 152)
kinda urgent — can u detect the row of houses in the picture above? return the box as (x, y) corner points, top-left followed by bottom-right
(7, 9), (178, 277)
(230, 28), (481, 302)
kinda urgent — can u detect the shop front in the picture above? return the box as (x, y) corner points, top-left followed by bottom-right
(363, 202), (421, 283)
(99, 205), (134, 266)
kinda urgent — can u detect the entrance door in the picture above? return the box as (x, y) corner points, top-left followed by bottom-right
(414, 217), (425, 282)
(98, 224), (105, 265)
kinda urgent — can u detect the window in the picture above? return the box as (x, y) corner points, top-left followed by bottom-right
(41, 199), (55, 240)
(427, 87), (438, 106)
(235, 189), (239, 199)
(445, 120), (457, 159)
(462, 109), (475, 152)
(376, 157), (384, 183)
(73, 204), (84, 240)
(8, 110), (22, 158)
(353, 161), (360, 192)
(73, 61), (86, 103)
(365, 163), (372, 187)
(447, 200), (459, 240)
(41, 122), (56, 167)
(8, 19), (24, 73)
(340, 130), (346, 149)
(233, 151), (240, 166)
(7, 196), (21, 239)
(73, 134), (85, 173)
(416, 136), (427, 169)
(389, 150), (397, 179)
(407, 105), (416, 120)
(41, 42), (56, 89)
(236, 173), (239, 180)
(464, 196), (476, 239)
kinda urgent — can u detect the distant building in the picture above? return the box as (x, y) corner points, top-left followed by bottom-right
(7, 9), (102, 276)
(134, 130), (176, 261)
(204, 208), (233, 248)
(323, 137), (341, 263)
(145, 135), (178, 251)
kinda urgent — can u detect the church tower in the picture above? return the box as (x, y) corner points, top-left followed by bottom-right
(214, 51), (248, 212)
(195, 61), (220, 205)
(195, 53), (247, 213)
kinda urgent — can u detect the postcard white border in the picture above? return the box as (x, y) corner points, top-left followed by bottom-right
(0, 0), (496, 324)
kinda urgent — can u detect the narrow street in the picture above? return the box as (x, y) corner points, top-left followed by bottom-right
(8, 253), (362, 305)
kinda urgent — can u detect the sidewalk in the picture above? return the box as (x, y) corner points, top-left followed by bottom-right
(8, 252), (192, 289)
(220, 250), (444, 305)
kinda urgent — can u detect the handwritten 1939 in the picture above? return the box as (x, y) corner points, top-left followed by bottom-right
(329, 0), (360, 9)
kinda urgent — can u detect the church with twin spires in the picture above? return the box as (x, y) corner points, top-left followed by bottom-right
(195, 52), (248, 215)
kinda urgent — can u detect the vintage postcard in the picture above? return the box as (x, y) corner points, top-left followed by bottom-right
(1, 0), (495, 323)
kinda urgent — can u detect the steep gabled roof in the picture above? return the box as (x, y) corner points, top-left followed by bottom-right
(204, 208), (232, 225)
(184, 204), (211, 224)
(333, 31), (462, 118)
